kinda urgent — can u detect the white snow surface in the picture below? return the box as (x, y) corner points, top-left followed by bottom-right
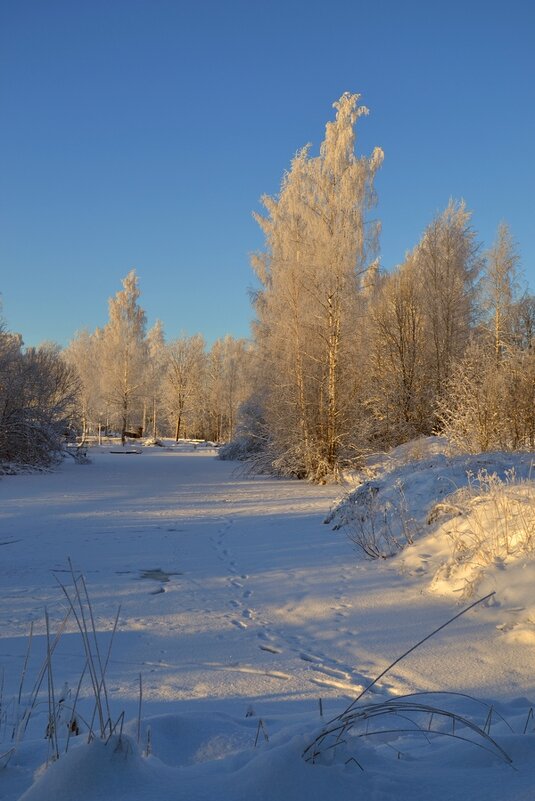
(1, 442), (535, 800)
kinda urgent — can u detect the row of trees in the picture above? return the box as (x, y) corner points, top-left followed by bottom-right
(225, 93), (534, 481)
(65, 271), (252, 445)
(367, 215), (535, 453)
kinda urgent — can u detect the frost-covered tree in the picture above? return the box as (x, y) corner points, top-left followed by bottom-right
(365, 204), (480, 446)
(438, 340), (535, 452)
(164, 334), (205, 441)
(438, 225), (534, 452)
(64, 329), (104, 440)
(415, 201), (481, 400)
(99, 270), (147, 443)
(512, 293), (535, 351)
(482, 222), (519, 359)
(0, 330), (80, 465)
(203, 336), (251, 443)
(145, 320), (166, 439)
(366, 255), (429, 446)
(438, 341), (508, 452)
(251, 92), (383, 480)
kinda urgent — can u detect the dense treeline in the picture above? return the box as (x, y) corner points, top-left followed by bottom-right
(1, 91), (533, 473)
(224, 94), (535, 480)
(64, 271), (253, 446)
(0, 273), (253, 465)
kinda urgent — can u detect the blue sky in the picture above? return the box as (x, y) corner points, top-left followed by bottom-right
(1, 0), (534, 347)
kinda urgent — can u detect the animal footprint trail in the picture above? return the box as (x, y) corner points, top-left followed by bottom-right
(251, 617), (371, 694)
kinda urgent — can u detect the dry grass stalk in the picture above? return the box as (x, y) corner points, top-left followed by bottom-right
(303, 592), (508, 768)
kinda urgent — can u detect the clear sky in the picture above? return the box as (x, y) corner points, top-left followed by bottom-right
(1, 0), (534, 347)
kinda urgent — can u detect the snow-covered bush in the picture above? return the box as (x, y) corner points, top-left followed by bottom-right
(438, 342), (535, 453)
(0, 334), (80, 467)
(218, 396), (269, 463)
(329, 439), (535, 562)
(431, 470), (535, 597)
(345, 481), (419, 558)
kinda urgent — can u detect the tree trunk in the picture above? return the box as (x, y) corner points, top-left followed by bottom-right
(121, 393), (128, 445)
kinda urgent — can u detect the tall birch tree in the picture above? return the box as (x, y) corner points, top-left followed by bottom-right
(482, 222), (519, 359)
(145, 320), (166, 439)
(100, 270), (147, 443)
(252, 92), (383, 480)
(415, 201), (481, 399)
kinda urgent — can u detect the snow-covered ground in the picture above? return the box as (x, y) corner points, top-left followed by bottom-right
(1, 443), (534, 800)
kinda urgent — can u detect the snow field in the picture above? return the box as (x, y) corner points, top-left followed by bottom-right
(0, 444), (534, 799)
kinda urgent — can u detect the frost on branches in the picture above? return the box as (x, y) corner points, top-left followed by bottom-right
(250, 92), (383, 482)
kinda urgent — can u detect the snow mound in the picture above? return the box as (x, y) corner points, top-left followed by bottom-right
(17, 704), (535, 801)
(329, 441), (534, 559)
(428, 475), (535, 596)
(19, 736), (158, 801)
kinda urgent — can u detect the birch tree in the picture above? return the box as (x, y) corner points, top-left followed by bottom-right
(512, 293), (535, 351)
(252, 92), (383, 480)
(145, 320), (165, 439)
(64, 329), (103, 440)
(203, 336), (251, 442)
(482, 222), (519, 359)
(366, 256), (429, 445)
(415, 201), (481, 399)
(164, 334), (205, 441)
(100, 270), (147, 443)
(439, 225), (534, 451)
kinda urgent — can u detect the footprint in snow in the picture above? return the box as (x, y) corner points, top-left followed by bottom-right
(259, 644), (282, 654)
